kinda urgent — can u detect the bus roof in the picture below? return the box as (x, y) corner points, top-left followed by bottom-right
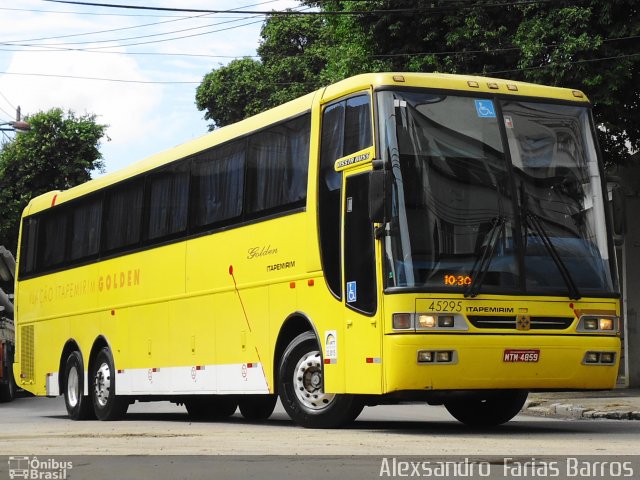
(24, 72), (589, 215)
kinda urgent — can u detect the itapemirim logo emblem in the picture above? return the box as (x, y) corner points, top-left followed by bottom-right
(8, 456), (73, 479)
(516, 314), (531, 331)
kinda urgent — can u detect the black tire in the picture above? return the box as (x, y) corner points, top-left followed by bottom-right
(63, 351), (95, 420)
(238, 394), (277, 421)
(184, 395), (237, 420)
(91, 347), (129, 421)
(0, 364), (16, 403)
(278, 331), (363, 429)
(444, 390), (528, 427)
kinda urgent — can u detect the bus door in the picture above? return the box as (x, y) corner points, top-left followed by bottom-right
(319, 91), (382, 394)
(343, 172), (382, 394)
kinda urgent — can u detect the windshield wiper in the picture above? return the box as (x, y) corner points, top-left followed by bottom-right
(525, 212), (582, 300)
(465, 216), (505, 298)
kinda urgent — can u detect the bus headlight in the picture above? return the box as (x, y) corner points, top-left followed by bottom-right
(438, 315), (455, 328)
(577, 316), (618, 333)
(417, 350), (457, 364)
(393, 313), (469, 332)
(417, 351), (434, 363)
(583, 351), (617, 365)
(417, 314), (436, 328)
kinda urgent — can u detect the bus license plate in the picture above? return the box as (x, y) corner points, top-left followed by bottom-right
(503, 349), (540, 363)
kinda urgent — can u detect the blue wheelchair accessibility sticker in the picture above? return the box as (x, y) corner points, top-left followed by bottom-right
(346, 281), (357, 303)
(475, 99), (496, 118)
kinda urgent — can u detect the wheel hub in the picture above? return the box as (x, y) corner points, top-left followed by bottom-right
(67, 366), (79, 408)
(293, 350), (335, 412)
(94, 362), (111, 407)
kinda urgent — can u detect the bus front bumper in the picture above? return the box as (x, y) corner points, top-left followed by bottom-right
(383, 333), (621, 393)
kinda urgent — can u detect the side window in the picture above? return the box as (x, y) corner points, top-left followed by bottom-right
(70, 196), (102, 261)
(344, 173), (376, 314)
(38, 208), (68, 270)
(319, 102), (345, 298)
(191, 141), (244, 230)
(344, 95), (372, 155)
(246, 114), (310, 217)
(319, 93), (373, 299)
(145, 163), (189, 242)
(103, 179), (144, 253)
(19, 217), (39, 276)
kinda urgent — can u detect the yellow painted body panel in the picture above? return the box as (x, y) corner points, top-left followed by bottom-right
(381, 294), (620, 392)
(385, 334), (620, 391)
(14, 72), (615, 400)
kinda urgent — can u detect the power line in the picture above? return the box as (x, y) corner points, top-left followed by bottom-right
(86, 19), (267, 50)
(2, 53), (636, 86)
(0, 71), (313, 86)
(371, 35), (640, 58)
(2, 34), (636, 60)
(2, 0), (285, 45)
(0, 0), (282, 18)
(0, 104), (16, 120)
(0, 71), (200, 84)
(9, 16), (263, 47)
(42, 0), (554, 15)
(1, 12), (220, 44)
(0, 91), (17, 111)
(483, 52), (640, 75)
(0, 46), (260, 59)
(0, 6), (201, 18)
(3, 4), (310, 50)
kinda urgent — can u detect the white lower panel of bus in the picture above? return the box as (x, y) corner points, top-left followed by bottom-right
(46, 363), (270, 397)
(117, 362), (270, 395)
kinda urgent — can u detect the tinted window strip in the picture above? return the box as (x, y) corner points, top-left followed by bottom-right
(19, 112), (311, 280)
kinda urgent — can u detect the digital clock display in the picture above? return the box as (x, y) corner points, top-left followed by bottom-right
(444, 274), (472, 286)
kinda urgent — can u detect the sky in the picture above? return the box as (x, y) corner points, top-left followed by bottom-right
(0, 0), (300, 174)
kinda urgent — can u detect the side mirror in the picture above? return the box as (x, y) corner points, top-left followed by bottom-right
(607, 177), (626, 246)
(368, 167), (389, 224)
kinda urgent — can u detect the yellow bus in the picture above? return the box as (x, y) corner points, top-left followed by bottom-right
(14, 73), (622, 428)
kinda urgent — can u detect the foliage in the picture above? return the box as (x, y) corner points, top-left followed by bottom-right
(195, 13), (330, 128)
(195, 58), (273, 129)
(195, 0), (639, 166)
(0, 108), (107, 252)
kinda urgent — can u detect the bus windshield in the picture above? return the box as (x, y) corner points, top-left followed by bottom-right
(377, 90), (615, 297)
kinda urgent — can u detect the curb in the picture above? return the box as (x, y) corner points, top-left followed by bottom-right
(524, 401), (640, 420)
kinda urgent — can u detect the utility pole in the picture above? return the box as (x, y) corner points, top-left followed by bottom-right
(0, 106), (30, 133)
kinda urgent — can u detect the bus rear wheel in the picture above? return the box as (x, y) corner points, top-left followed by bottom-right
(91, 347), (129, 421)
(238, 394), (277, 421)
(184, 396), (237, 420)
(444, 390), (528, 427)
(278, 332), (363, 429)
(63, 351), (95, 420)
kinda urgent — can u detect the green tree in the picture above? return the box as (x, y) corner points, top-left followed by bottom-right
(195, 57), (273, 129)
(196, 11), (331, 129)
(0, 108), (107, 252)
(196, 1), (638, 165)
(331, 0), (639, 166)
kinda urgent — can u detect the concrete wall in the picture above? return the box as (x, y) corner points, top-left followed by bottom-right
(615, 162), (640, 387)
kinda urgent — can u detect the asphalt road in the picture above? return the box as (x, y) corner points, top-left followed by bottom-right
(1, 394), (639, 456)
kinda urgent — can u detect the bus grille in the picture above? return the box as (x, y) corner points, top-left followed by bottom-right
(467, 316), (574, 330)
(20, 325), (34, 382)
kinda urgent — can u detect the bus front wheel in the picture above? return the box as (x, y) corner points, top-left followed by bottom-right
(278, 331), (363, 429)
(91, 347), (129, 421)
(444, 390), (528, 427)
(63, 351), (95, 420)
